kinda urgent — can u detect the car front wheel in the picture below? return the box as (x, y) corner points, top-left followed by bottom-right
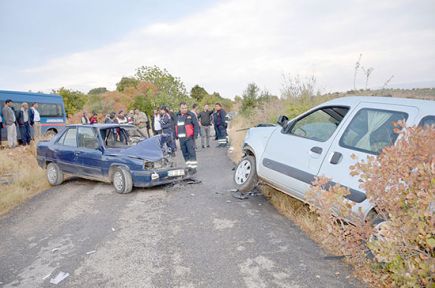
(46, 162), (64, 186)
(112, 167), (133, 194)
(234, 155), (258, 192)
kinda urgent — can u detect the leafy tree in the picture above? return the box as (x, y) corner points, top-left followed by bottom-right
(128, 95), (154, 117)
(88, 87), (108, 95)
(258, 89), (278, 103)
(116, 77), (139, 92)
(190, 85), (208, 102)
(135, 65), (188, 109)
(53, 87), (86, 116)
(87, 93), (116, 114)
(210, 92), (223, 99)
(241, 83), (260, 113)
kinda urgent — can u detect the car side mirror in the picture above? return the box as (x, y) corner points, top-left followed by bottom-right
(277, 115), (289, 127)
(97, 145), (104, 153)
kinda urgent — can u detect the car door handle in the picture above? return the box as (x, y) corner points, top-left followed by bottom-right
(310, 146), (323, 154)
(74, 151), (81, 156)
(330, 152), (343, 164)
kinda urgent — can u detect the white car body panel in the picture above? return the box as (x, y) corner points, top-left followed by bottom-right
(242, 96), (435, 222)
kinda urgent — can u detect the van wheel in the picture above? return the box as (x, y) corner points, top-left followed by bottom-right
(234, 155), (258, 192)
(46, 163), (64, 186)
(45, 129), (57, 139)
(112, 167), (133, 194)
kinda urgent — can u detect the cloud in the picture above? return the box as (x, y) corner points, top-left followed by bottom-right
(2, 0), (435, 97)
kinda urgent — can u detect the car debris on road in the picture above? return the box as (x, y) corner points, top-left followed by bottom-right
(49, 271), (69, 285)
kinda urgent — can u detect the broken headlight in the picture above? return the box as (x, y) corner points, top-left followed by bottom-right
(144, 158), (171, 170)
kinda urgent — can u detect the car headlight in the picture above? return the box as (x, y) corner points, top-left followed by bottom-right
(144, 161), (154, 169)
(144, 158), (170, 170)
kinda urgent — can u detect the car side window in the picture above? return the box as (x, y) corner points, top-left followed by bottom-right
(419, 116), (435, 128)
(78, 127), (99, 149)
(56, 130), (67, 144)
(339, 108), (408, 155)
(61, 128), (78, 147)
(288, 106), (349, 142)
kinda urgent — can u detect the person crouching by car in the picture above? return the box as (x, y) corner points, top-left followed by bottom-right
(159, 105), (176, 156)
(176, 102), (200, 171)
(214, 103), (228, 147)
(17, 102), (31, 145)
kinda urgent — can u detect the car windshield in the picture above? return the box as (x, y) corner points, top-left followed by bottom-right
(100, 126), (147, 148)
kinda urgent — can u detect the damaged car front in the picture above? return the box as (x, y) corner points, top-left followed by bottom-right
(100, 125), (192, 192)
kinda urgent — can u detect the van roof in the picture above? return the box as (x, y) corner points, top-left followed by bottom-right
(323, 96), (435, 114)
(0, 90), (62, 98)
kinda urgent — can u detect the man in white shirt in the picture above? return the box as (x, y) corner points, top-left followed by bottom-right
(30, 102), (41, 139)
(153, 110), (162, 135)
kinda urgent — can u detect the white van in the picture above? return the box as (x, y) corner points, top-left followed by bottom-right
(234, 96), (435, 222)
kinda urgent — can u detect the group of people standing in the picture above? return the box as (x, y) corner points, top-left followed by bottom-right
(0, 99), (41, 148)
(80, 102), (228, 171)
(158, 102), (228, 171)
(80, 109), (151, 137)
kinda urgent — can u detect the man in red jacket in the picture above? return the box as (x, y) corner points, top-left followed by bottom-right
(176, 102), (200, 172)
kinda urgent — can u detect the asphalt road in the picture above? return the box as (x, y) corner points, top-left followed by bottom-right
(0, 142), (364, 288)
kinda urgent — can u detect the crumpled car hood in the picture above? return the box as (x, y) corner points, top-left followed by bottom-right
(106, 136), (163, 162)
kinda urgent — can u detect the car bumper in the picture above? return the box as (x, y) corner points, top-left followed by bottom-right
(36, 156), (46, 168)
(131, 167), (193, 187)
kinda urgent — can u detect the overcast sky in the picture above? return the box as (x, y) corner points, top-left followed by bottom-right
(1, 0), (434, 98)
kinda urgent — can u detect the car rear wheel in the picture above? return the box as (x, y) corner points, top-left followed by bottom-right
(46, 162), (64, 186)
(112, 167), (133, 194)
(234, 155), (258, 192)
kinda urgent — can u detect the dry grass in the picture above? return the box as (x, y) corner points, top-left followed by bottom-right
(227, 116), (250, 163)
(260, 185), (342, 255)
(0, 141), (50, 216)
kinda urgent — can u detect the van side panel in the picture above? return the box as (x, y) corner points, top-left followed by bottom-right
(0, 90), (67, 141)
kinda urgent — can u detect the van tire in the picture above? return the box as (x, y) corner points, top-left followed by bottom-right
(46, 162), (64, 186)
(45, 129), (57, 139)
(112, 167), (133, 194)
(234, 155), (258, 193)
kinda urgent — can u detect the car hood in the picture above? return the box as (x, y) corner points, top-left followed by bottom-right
(105, 136), (163, 162)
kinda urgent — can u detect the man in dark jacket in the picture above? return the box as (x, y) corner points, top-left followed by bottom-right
(213, 103), (228, 147)
(17, 102), (31, 145)
(175, 102), (200, 171)
(197, 104), (214, 148)
(159, 105), (176, 155)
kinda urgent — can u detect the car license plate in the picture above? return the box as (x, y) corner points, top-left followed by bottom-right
(168, 169), (185, 177)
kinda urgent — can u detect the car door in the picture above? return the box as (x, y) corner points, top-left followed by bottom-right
(54, 127), (80, 174)
(76, 126), (104, 178)
(259, 106), (351, 199)
(318, 102), (419, 207)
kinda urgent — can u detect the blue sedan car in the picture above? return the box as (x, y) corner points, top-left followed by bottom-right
(36, 124), (191, 193)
